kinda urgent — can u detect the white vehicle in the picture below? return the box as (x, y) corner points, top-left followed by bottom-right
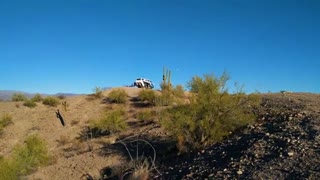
(134, 78), (154, 89)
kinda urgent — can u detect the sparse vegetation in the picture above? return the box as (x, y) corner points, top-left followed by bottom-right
(12, 134), (51, 174)
(42, 96), (60, 107)
(31, 93), (43, 102)
(93, 86), (103, 99)
(161, 72), (260, 152)
(0, 113), (13, 135)
(108, 89), (128, 104)
(89, 109), (128, 134)
(23, 99), (37, 108)
(0, 134), (51, 179)
(138, 89), (157, 106)
(57, 94), (66, 99)
(136, 110), (154, 122)
(11, 93), (27, 102)
(62, 101), (68, 112)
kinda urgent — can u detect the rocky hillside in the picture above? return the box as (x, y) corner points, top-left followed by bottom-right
(0, 89), (319, 180)
(155, 93), (320, 179)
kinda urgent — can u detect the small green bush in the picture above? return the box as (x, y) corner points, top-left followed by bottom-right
(161, 72), (260, 153)
(12, 134), (51, 175)
(23, 100), (37, 108)
(138, 89), (157, 105)
(136, 110), (154, 122)
(108, 89), (128, 104)
(0, 134), (51, 179)
(42, 96), (59, 107)
(0, 113), (13, 134)
(90, 109), (127, 134)
(0, 113), (13, 127)
(0, 158), (19, 180)
(93, 86), (103, 99)
(31, 94), (43, 102)
(11, 93), (27, 102)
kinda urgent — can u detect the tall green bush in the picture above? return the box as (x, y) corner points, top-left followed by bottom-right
(161, 72), (260, 152)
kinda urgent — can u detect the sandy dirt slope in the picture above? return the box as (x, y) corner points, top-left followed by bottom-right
(0, 87), (148, 179)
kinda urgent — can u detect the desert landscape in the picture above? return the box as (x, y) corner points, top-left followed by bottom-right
(0, 85), (320, 180)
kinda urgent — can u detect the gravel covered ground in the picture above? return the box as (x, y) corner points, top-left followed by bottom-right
(155, 93), (320, 180)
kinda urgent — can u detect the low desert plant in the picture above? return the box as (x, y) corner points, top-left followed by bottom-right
(11, 93), (27, 102)
(0, 113), (13, 135)
(136, 110), (154, 122)
(0, 113), (13, 127)
(62, 101), (68, 112)
(31, 93), (43, 102)
(23, 100), (37, 108)
(12, 134), (51, 175)
(93, 86), (103, 99)
(42, 96), (59, 107)
(108, 89), (128, 104)
(89, 109), (127, 134)
(0, 157), (19, 180)
(0, 134), (51, 179)
(138, 89), (157, 106)
(161, 72), (260, 152)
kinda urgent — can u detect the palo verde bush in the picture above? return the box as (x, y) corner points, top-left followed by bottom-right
(108, 89), (128, 104)
(42, 96), (60, 107)
(161, 72), (260, 152)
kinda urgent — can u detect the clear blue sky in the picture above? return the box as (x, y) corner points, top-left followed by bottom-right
(0, 0), (319, 94)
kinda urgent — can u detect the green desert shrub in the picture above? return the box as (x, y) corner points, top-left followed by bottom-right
(93, 86), (103, 99)
(108, 89), (128, 104)
(90, 109), (127, 134)
(136, 110), (154, 122)
(31, 93), (43, 102)
(172, 85), (185, 99)
(161, 72), (260, 153)
(23, 100), (37, 108)
(0, 157), (19, 180)
(12, 134), (51, 174)
(138, 89), (157, 105)
(11, 93), (27, 102)
(0, 113), (13, 134)
(0, 134), (51, 179)
(0, 113), (13, 127)
(42, 96), (59, 107)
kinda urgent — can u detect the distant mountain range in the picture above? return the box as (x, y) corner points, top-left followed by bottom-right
(0, 90), (82, 101)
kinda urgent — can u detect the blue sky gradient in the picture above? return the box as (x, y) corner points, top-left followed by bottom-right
(0, 0), (319, 94)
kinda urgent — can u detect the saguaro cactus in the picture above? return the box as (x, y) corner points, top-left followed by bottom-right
(62, 101), (68, 112)
(162, 66), (172, 90)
